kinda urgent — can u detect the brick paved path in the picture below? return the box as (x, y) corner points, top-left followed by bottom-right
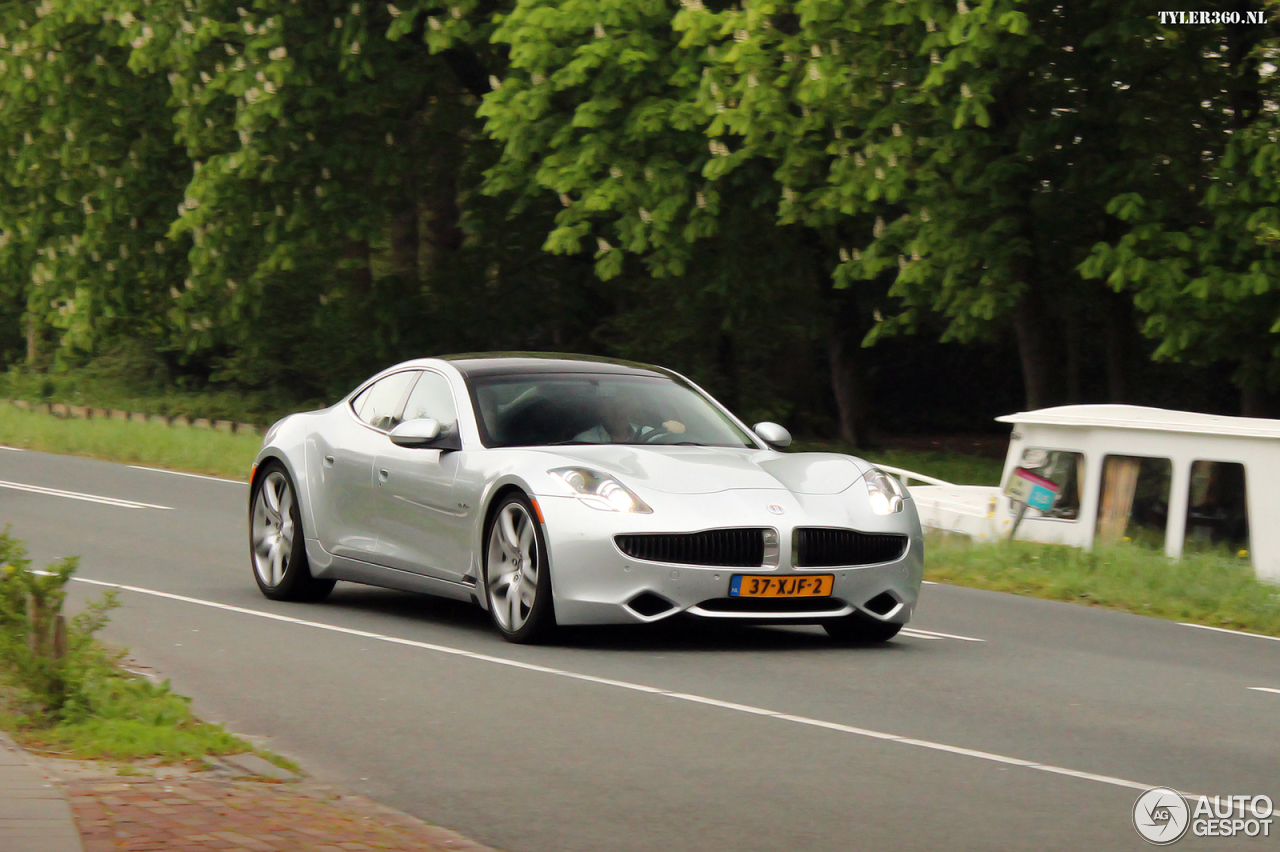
(65, 776), (499, 852)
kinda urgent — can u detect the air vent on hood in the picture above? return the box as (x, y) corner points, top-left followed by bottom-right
(615, 529), (767, 567)
(793, 528), (908, 567)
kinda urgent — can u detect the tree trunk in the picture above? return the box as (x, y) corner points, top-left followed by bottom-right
(423, 155), (463, 264)
(388, 197), (419, 283)
(25, 313), (37, 366)
(343, 238), (372, 298)
(1065, 310), (1082, 403)
(1012, 284), (1062, 410)
(716, 329), (739, 412)
(828, 330), (869, 447)
(1104, 291), (1134, 402)
(1238, 357), (1275, 417)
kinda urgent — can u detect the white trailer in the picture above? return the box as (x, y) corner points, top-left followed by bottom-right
(905, 404), (1276, 582)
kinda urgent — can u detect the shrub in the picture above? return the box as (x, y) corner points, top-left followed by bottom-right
(0, 529), (119, 723)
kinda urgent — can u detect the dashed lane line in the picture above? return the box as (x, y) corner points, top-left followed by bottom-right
(1179, 623), (1280, 643)
(127, 465), (247, 485)
(68, 575), (1155, 794)
(1249, 687), (1280, 695)
(900, 626), (984, 642)
(0, 479), (172, 510)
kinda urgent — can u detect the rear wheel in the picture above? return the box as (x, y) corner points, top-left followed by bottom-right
(250, 463), (335, 602)
(483, 493), (555, 644)
(823, 612), (902, 643)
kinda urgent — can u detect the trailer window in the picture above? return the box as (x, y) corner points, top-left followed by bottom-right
(1008, 448), (1083, 520)
(1184, 461), (1250, 558)
(1096, 455), (1171, 547)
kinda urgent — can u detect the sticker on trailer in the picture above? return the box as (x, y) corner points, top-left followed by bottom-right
(1004, 467), (1060, 512)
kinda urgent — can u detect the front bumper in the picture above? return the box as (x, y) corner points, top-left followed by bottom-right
(533, 489), (924, 626)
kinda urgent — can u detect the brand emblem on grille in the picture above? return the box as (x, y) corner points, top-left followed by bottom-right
(766, 504), (784, 515)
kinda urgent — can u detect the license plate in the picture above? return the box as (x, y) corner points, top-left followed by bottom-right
(730, 575), (834, 598)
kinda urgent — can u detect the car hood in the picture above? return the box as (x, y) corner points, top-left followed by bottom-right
(535, 446), (872, 495)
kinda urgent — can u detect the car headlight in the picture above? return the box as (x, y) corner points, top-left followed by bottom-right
(549, 467), (653, 513)
(864, 468), (906, 515)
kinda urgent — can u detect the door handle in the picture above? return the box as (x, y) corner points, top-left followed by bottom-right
(378, 469), (389, 482)
(323, 455), (335, 467)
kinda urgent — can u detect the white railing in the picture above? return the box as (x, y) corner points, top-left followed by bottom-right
(873, 463), (952, 488)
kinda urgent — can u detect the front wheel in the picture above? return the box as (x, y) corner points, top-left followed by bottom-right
(823, 612), (903, 643)
(250, 463), (335, 602)
(483, 493), (555, 644)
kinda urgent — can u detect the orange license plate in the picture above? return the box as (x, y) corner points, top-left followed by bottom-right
(729, 575), (834, 598)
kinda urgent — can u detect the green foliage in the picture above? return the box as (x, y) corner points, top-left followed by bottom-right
(927, 537), (1280, 637)
(0, 404), (261, 480)
(0, 529), (119, 723)
(0, 526), (253, 761)
(20, 674), (251, 761)
(0, 0), (191, 364)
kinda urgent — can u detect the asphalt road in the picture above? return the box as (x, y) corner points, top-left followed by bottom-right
(2, 447), (1277, 851)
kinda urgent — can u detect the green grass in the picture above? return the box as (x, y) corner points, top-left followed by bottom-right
(926, 536), (1280, 637)
(791, 439), (1005, 486)
(0, 405), (260, 480)
(860, 448), (1004, 486)
(4, 675), (252, 762)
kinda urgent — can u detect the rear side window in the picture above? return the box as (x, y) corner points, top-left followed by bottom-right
(351, 371), (417, 431)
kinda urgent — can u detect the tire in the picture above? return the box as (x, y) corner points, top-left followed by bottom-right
(823, 612), (903, 643)
(249, 462), (335, 602)
(483, 492), (555, 644)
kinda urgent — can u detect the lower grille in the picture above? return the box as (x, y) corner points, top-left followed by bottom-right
(615, 529), (766, 567)
(695, 596), (846, 614)
(794, 528), (908, 567)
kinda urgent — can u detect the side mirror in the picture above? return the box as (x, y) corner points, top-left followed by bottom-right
(753, 421), (792, 450)
(389, 418), (460, 451)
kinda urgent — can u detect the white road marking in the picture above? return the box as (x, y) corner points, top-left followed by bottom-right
(127, 465), (247, 485)
(922, 580), (939, 585)
(901, 627), (985, 642)
(0, 445), (24, 452)
(1249, 687), (1280, 695)
(69, 575), (1153, 792)
(1179, 623), (1280, 643)
(0, 479), (172, 510)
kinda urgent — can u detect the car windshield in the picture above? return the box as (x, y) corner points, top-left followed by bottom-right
(468, 373), (758, 449)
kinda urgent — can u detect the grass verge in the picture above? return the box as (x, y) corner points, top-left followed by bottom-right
(925, 536), (1280, 637)
(791, 440), (1006, 486)
(0, 530), (295, 774)
(0, 674), (253, 762)
(0, 404), (260, 480)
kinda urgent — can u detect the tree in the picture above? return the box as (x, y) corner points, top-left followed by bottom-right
(1081, 1), (1280, 414)
(0, 0), (188, 368)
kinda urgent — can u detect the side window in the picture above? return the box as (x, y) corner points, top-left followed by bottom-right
(352, 371), (417, 431)
(1096, 455), (1172, 547)
(1185, 461), (1250, 557)
(1005, 448), (1083, 520)
(401, 372), (458, 431)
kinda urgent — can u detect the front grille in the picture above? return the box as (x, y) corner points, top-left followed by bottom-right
(615, 529), (766, 567)
(695, 596), (846, 614)
(794, 528), (907, 567)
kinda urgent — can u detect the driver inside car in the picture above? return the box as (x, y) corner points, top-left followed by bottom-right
(574, 388), (686, 444)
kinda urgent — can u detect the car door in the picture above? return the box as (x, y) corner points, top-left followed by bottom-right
(307, 370), (417, 560)
(372, 370), (473, 583)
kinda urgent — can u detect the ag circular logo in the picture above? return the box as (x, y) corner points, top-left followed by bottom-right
(1133, 787), (1190, 845)
(766, 504), (784, 515)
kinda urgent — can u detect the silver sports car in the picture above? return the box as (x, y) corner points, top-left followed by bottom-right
(249, 354), (923, 643)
